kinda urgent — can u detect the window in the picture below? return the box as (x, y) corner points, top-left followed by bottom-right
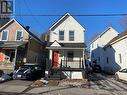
(92, 43), (94, 48)
(1, 30), (8, 41)
(107, 57), (109, 64)
(98, 57), (100, 63)
(1, 1), (13, 13)
(59, 31), (64, 41)
(16, 30), (23, 41)
(69, 31), (74, 41)
(67, 52), (74, 61)
(119, 54), (122, 63)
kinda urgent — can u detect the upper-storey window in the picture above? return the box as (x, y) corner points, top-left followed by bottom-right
(59, 31), (64, 41)
(1, 1), (13, 13)
(69, 31), (74, 41)
(16, 30), (23, 41)
(1, 30), (9, 41)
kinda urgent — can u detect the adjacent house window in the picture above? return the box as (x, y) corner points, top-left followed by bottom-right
(92, 43), (94, 48)
(16, 30), (23, 41)
(67, 52), (74, 61)
(1, 30), (9, 41)
(69, 31), (74, 41)
(119, 54), (122, 63)
(1, 1), (13, 13)
(107, 57), (109, 64)
(59, 31), (64, 41)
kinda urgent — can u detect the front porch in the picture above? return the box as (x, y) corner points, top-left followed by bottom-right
(0, 41), (28, 70)
(46, 49), (85, 79)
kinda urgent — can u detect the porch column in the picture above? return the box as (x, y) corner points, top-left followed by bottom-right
(49, 50), (52, 68)
(14, 48), (17, 70)
(83, 48), (85, 69)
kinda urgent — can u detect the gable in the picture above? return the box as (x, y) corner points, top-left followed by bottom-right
(91, 27), (119, 45)
(50, 40), (61, 47)
(49, 13), (85, 31)
(0, 20), (29, 41)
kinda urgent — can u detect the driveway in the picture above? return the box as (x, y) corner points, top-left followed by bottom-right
(88, 73), (127, 91)
(1, 80), (33, 86)
(0, 74), (127, 95)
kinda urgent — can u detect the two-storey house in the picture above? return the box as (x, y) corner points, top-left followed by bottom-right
(90, 27), (119, 71)
(46, 13), (86, 79)
(103, 31), (127, 74)
(0, 19), (46, 70)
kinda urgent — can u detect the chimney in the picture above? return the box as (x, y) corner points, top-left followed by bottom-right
(25, 26), (30, 31)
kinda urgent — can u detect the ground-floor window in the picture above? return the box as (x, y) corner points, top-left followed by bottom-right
(67, 51), (73, 61)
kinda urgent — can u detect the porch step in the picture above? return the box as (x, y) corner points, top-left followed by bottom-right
(48, 69), (62, 80)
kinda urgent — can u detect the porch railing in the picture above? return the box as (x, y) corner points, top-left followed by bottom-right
(61, 59), (83, 69)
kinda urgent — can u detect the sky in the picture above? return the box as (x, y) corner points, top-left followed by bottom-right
(14, 0), (127, 47)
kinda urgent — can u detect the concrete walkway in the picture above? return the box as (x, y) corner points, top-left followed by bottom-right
(0, 84), (127, 95)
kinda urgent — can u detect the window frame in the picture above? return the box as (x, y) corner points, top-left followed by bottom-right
(119, 54), (122, 63)
(1, 30), (9, 41)
(59, 30), (64, 41)
(69, 30), (74, 41)
(15, 30), (23, 41)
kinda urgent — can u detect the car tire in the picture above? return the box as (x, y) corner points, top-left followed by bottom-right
(115, 74), (119, 81)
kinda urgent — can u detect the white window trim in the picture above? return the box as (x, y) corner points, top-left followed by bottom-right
(69, 30), (75, 41)
(1, 30), (9, 41)
(15, 30), (23, 41)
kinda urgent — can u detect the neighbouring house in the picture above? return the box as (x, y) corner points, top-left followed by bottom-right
(45, 13), (86, 79)
(90, 27), (119, 71)
(0, 0), (13, 27)
(103, 31), (127, 74)
(0, 19), (46, 70)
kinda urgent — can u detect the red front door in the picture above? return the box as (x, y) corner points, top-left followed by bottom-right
(52, 51), (59, 68)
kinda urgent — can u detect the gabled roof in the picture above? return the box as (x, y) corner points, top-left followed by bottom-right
(104, 31), (127, 48)
(49, 12), (85, 31)
(0, 18), (45, 46)
(90, 26), (117, 44)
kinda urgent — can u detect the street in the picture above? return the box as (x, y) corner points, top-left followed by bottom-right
(0, 73), (127, 95)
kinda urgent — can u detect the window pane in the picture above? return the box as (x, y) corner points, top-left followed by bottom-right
(16, 31), (22, 40)
(69, 31), (74, 41)
(2, 31), (8, 40)
(59, 31), (64, 41)
(68, 52), (73, 61)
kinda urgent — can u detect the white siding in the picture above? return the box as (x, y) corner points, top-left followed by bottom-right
(105, 38), (127, 73)
(90, 27), (119, 70)
(49, 16), (84, 43)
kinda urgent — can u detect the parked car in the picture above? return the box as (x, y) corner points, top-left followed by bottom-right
(13, 64), (45, 80)
(0, 70), (12, 82)
(92, 65), (101, 73)
(115, 68), (127, 81)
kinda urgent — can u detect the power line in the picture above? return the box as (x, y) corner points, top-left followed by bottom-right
(2, 13), (127, 16)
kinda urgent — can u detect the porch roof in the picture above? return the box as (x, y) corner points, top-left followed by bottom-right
(46, 42), (85, 48)
(0, 41), (27, 49)
(46, 46), (84, 50)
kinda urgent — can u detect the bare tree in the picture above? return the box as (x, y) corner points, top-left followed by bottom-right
(121, 16), (127, 31)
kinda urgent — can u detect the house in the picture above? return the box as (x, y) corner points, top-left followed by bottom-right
(90, 27), (119, 71)
(0, 19), (46, 70)
(0, 0), (13, 27)
(103, 31), (127, 74)
(45, 13), (86, 79)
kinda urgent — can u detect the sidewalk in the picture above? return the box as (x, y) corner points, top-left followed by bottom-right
(0, 84), (127, 95)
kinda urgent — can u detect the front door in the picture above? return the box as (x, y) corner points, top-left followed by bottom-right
(52, 51), (59, 68)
